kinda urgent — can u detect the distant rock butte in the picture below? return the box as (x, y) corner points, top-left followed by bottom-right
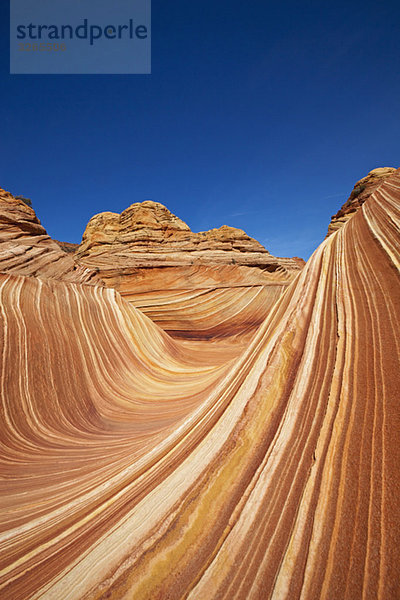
(77, 200), (303, 270)
(327, 167), (397, 236)
(76, 201), (304, 339)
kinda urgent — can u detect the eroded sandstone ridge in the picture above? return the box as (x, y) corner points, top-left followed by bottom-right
(1, 168), (400, 600)
(0, 188), (101, 284)
(76, 201), (304, 339)
(77, 200), (300, 268)
(327, 166), (397, 236)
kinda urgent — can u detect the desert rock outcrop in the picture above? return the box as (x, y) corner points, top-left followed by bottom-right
(76, 201), (303, 339)
(0, 169), (399, 599)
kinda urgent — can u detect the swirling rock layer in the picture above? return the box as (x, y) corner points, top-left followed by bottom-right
(1, 169), (400, 599)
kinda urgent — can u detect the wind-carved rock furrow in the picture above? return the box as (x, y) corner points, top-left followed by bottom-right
(0, 168), (399, 599)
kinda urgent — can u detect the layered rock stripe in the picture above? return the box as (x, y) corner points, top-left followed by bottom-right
(0, 170), (399, 599)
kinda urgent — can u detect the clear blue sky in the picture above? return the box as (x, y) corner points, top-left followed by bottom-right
(1, 0), (399, 259)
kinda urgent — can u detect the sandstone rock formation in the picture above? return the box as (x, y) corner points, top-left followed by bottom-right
(77, 200), (303, 271)
(0, 188), (101, 284)
(327, 166), (397, 236)
(76, 201), (304, 339)
(0, 169), (399, 600)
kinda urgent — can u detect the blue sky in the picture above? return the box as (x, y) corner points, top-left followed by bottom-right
(1, 0), (399, 259)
